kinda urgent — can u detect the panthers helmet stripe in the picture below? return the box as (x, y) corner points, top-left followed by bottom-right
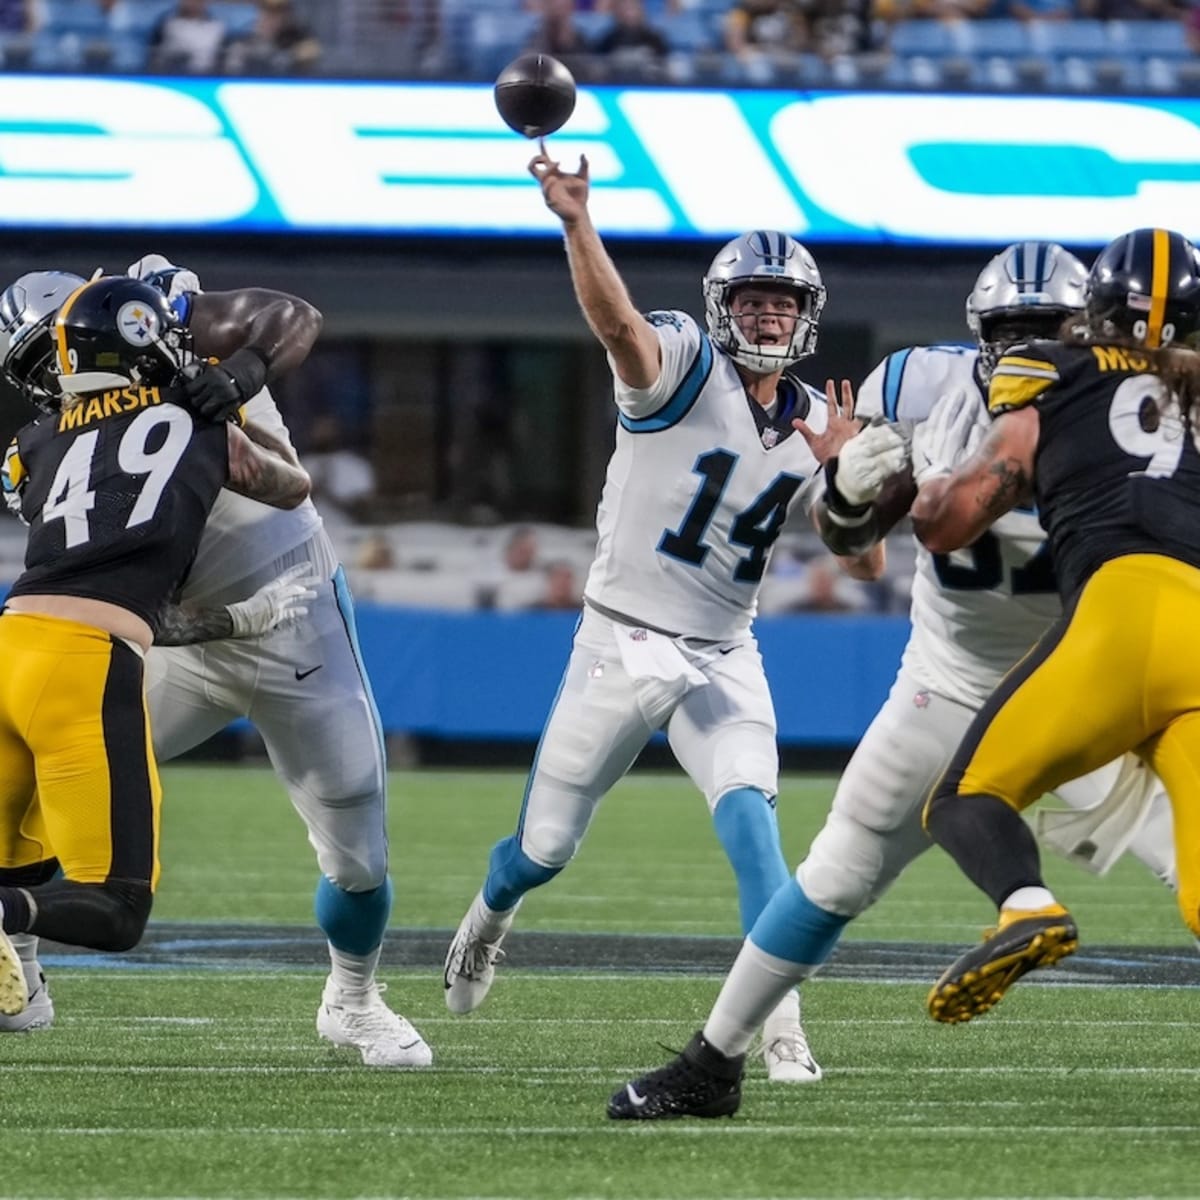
(1148, 227), (1170, 349)
(53, 281), (92, 382)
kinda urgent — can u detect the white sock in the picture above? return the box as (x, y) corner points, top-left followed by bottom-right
(10, 933), (38, 966)
(326, 944), (382, 996)
(470, 890), (519, 943)
(703, 940), (809, 1058)
(1002, 886), (1057, 911)
(762, 986), (801, 1041)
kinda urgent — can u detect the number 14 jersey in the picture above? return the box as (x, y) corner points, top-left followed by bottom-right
(3, 386), (228, 630)
(584, 311), (826, 642)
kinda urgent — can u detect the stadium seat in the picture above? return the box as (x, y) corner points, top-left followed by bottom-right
(659, 10), (716, 53)
(43, 0), (108, 38)
(970, 19), (1029, 57)
(465, 11), (538, 79)
(212, 2), (258, 38)
(889, 20), (954, 56)
(1037, 20), (1109, 58)
(1124, 19), (1192, 59)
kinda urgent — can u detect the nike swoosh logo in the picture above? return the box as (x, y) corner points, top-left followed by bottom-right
(625, 1084), (648, 1108)
(294, 666), (323, 681)
(718, 646), (738, 656)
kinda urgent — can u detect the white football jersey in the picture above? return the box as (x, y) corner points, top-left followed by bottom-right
(584, 311), (826, 641)
(176, 385), (324, 605)
(857, 344), (1061, 708)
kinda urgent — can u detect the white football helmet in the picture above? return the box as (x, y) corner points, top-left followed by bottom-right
(966, 242), (1087, 381)
(0, 270), (87, 407)
(703, 231), (826, 375)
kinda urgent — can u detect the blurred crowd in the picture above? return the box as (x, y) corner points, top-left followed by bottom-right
(6, 0), (1200, 86)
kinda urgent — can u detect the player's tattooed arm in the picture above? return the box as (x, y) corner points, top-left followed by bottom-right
(154, 603), (234, 646)
(241, 417), (301, 469)
(911, 407), (1038, 554)
(225, 423), (311, 510)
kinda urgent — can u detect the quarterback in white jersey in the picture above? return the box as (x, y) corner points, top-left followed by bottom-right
(0, 259), (430, 1068)
(445, 149), (886, 1088)
(611, 240), (1176, 1120)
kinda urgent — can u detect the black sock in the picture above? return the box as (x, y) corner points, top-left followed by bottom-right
(0, 886), (32, 933)
(926, 790), (1044, 909)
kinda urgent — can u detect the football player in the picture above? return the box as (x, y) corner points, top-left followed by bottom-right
(917, 227), (1200, 1022)
(607, 240), (1178, 1119)
(0, 275), (309, 1015)
(0, 259), (431, 1068)
(442, 148), (899, 1085)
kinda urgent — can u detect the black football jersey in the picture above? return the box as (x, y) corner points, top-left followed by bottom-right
(2, 385), (229, 629)
(988, 338), (1200, 601)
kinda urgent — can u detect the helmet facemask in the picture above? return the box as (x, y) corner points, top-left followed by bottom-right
(703, 231), (826, 377)
(974, 308), (1076, 383)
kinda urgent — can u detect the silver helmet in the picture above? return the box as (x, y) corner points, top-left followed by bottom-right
(703, 231), (826, 376)
(0, 270), (87, 408)
(966, 242), (1087, 381)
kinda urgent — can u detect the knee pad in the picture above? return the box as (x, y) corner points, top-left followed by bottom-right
(797, 812), (888, 918)
(521, 819), (579, 870)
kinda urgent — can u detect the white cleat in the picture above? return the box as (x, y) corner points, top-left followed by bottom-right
(443, 906), (509, 1015)
(0, 924), (27, 1019)
(763, 1023), (823, 1084)
(316, 980), (432, 1068)
(0, 962), (52, 1031)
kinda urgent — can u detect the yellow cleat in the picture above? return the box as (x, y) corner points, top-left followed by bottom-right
(927, 904), (1079, 1025)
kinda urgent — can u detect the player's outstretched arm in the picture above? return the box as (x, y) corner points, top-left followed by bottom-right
(155, 564), (319, 646)
(225, 422), (311, 510)
(911, 407), (1037, 553)
(188, 288), (323, 375)
(528, 149), (660, 389)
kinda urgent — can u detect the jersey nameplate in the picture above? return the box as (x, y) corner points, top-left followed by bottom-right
(58, 386), (164, 432)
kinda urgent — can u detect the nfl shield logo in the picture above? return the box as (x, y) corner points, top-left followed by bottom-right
(761, 427), (779, 449)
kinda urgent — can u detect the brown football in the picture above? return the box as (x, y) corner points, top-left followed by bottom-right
(494, 53), (577, 139)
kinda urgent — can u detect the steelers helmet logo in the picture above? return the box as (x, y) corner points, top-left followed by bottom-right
(116, 300), (160, 346)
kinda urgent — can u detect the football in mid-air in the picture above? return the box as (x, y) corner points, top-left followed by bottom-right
(493, 53), (576, 139)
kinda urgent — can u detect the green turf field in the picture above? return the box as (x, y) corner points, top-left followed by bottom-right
(6, 765), (1199, 1200)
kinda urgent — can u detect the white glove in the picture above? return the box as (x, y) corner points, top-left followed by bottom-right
(225, 564), (320, 638)
(126, 253), (202, 300)
(832, 421), (909, 506)
(911, 388), (982, 488)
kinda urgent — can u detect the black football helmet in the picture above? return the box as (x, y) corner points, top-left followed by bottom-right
(53, 276), (192, 399)
(1085, 227), (1200, 350)
(0, 270), (87, 407)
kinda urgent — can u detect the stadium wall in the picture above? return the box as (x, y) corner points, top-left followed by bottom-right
(352, 606), (910, 746)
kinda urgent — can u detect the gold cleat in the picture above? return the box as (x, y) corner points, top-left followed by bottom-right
(0, 926), (28, 1017)
(928, 904), (1079, 1025)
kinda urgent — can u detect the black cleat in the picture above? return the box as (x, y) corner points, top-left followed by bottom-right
(928, 904), (1079, 1024)
(608, 1031), (744, 1120)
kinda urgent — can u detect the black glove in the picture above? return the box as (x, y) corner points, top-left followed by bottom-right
(181, 347), (269, 422)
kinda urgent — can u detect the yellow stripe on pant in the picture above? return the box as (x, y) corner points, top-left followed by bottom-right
(936, 553), (1200, 935)
(0, 612), (161, 889)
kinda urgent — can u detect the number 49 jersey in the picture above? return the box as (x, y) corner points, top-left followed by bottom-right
(584, 311), (827, 641)
(857, 344), (1061, 709)
(991, 337), (1200, 602)
(3, 386), (229, 630)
